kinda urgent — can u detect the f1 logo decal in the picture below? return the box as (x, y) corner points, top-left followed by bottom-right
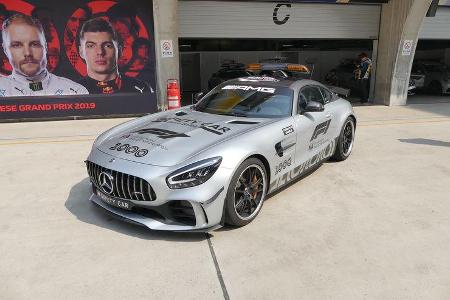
(310, 119), (331, 141)
(133, 128), (189, 139)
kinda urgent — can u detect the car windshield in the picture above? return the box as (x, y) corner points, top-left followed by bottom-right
(195, 84), (293, 118)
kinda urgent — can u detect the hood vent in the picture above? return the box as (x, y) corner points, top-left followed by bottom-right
(227, 120), (260, 125)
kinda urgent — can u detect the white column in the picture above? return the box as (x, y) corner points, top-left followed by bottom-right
(153, 0), (180, 110)
(375, 0), (433, 106)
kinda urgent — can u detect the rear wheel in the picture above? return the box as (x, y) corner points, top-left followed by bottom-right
(332, 117), (355, 161)
(225, 158), (267, 227)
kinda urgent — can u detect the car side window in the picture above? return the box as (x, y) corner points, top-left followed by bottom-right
(297, 92), (308, 113)
(300, 86), (325, 104)
(320, 87), (333, 104)
(298, 86), (324, 113)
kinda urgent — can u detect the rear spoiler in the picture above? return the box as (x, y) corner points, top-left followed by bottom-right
(325, 85), (351, 98)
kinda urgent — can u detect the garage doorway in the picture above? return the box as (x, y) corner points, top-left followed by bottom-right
(179, 38), (374, 104)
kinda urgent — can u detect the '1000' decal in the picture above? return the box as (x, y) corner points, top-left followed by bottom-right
(269, 140), (336, 192)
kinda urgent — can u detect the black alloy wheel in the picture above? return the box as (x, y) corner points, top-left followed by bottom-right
(225, 158), (267, 227)
(332, 117), (355, 161)
(342, 120), (354, 156)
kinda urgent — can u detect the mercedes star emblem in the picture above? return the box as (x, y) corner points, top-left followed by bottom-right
(98, 171), (114, 195)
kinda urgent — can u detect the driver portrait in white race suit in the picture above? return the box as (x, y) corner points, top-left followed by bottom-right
(0, 14), (88, 96)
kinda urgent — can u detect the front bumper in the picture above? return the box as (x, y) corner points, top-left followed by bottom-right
(90, 192), (223, 232)
(86, 149), (233, 232)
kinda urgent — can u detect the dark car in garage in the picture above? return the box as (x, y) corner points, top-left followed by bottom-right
(208, 62), (254, 90)
(410, 62), (450, 95)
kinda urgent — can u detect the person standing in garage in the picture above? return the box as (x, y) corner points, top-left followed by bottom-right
(355, 52), (372, 104)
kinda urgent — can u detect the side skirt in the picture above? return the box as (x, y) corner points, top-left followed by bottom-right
(268, 139), (336, 194)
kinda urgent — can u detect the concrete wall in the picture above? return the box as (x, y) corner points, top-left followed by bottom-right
(375, 0), (433, 106)
(153, 0), (180, 110)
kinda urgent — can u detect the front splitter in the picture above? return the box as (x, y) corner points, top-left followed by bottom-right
(90, 194), (222, 232)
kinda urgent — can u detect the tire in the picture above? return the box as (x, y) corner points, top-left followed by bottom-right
(225, 158), (267, 227)
(332, 117), (355, 161)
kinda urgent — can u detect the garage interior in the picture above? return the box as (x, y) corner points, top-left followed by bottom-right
(408, 5), (450, 103)
(177, 1), (382, 106)
(176, 0), (450, 107)
(180, 39), (373, 105)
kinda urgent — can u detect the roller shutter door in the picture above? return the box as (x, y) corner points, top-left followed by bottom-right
(420, 7), (450, 40)
(178, 1), (381, 39)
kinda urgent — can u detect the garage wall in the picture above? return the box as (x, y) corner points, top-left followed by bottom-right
(420, 7), (450, 39)
(178, 1), (381, 39)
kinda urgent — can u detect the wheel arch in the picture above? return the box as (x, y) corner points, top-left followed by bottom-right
(348, 114), (357, 128)
(246, 154), (271, 187)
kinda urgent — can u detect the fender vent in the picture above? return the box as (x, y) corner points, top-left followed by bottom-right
(168, 201), (196, 226)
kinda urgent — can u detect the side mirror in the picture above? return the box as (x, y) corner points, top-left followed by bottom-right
(304, 101), (324, 113)
(193, 92), (204, 104)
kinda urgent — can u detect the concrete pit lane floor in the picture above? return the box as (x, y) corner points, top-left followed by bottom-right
(1, 101), (450, 300)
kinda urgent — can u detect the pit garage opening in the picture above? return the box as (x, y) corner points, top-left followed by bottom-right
(179, 39), (373, 105)
(177, 1), (383, 106)
(409, 4), (450, 104)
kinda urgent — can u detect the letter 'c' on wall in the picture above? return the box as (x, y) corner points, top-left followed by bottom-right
(273, 3), (291, 25)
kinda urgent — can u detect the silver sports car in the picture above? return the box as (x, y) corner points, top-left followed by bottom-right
(86, 77), (356, 231)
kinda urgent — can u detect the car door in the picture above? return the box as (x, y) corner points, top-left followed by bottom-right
(319, 86), (340, 140)
(293, 85), (333, 165)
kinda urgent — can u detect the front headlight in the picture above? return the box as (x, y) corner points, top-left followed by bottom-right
(166, 157), (222, 189)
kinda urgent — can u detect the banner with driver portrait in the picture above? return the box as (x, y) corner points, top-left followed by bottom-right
(0, 0), (157, 121)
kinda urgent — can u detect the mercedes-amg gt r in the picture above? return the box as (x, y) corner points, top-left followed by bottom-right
(86, 77), (356, 231)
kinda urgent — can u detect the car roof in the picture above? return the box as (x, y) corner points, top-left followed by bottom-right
(225, 77), (326, 90)
(225, 76), (297, 88)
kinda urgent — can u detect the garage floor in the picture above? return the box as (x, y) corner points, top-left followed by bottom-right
(1, 102), (450, 300)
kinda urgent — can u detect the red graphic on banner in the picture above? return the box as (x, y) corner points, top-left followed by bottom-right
(0, 0), (60, 75)
(64, 1), (151, 78)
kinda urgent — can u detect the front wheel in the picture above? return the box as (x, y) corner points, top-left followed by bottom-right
(332, 117), (355, 161)
(225, 158), (267, 227)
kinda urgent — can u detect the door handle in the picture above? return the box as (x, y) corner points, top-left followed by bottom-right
(326, 113), (332, 118)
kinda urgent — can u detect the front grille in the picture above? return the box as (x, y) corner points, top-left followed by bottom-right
(86, 161), (157, 201)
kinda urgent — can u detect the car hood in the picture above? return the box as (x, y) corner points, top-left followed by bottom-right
(97, 108), (275, 166)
